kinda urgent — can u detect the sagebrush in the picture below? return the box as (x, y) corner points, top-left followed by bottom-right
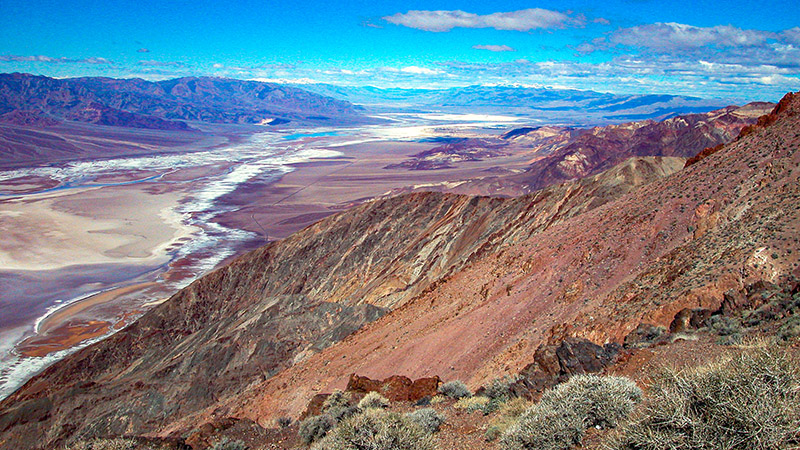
(609, 345), (800, 450)
(311, 409), (435, 450)
(500, 375), (641, 450)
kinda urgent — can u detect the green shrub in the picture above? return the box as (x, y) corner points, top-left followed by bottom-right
(311, 409), (434, 450)
(358, 391), (390, 410)
(299, 414), (337, 444)
(609, 345), (800, 450)
(500, 375), (641, 450)
(210, 438), (248, 450)
(438, 380), (471, 399)
(405, 408), (446, 433)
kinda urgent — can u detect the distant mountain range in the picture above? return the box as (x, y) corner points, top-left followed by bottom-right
(0, 73), (369, 130)
(297, 83), (736, 125)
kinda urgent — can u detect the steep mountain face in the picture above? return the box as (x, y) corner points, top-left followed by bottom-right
(228, 93), (797, 425)
(0, 155), (684, 448)
(0, 93), (797, 449)
(0, 73), (368, 129)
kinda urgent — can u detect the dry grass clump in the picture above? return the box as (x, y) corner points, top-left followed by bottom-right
(485, 397), (531, 441)
(298, 414), (337, 444)
(609, 345), (800, 450)
(209, 438), (247, 450)
(500, 375), (642, 450)
(438, 380), (472, 399)
(311, 408), (435, 450)
(64, 439), (138, 450)
(454, 395), (490, 412)
(357, 391), (390, 410)
(405, 408), (446, 433)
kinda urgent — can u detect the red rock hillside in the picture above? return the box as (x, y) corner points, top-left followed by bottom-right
(0, 92), (798, 449)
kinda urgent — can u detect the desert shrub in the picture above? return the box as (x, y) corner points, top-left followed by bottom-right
(322, 390), (351, 412)
(454, 395), (491, 413)
(778, 315), (800, 341)
(210, 438), (248, 450)
(276, 416), (292, 428)
(405, 408), (446, 433)
(609, 345), (800, 450)
(484, 375), (519, 401)
(429, 395), (447, 405)
(298, 414), (337, 444)
(326, 405), (360, 422)
(311, 409), (434, 450)
(358, 391), (390, 410)
(500, 375), (641, 450)
(706, 315), (743, 345)
(438, 380), (471, 399)
(485, 397), (531, 442)
(64, 439), (138, 450)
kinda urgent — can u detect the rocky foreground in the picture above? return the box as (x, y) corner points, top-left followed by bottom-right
(0, 92), (798, 449)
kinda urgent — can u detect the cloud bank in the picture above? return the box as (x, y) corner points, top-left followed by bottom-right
(383, 8), (581, 32)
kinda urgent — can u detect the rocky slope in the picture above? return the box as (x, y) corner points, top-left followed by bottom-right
(388, 103), (771, 196)
(0, 73), (368, 130)
(0, 93), (797, 449)
(219, 93), (797, 428)
(0, 154), (684, 448)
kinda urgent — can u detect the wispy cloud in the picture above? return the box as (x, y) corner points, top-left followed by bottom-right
(0, 54), (113, 64)
(138, 60), (186, 67)
(402, 66), (443, 75)
(383, 9), (582, 32)
(472, 44), (515, 52)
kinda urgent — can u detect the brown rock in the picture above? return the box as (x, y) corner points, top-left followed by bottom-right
(513, 338), (621, 397)
(669, 309), (713, 333)
(344, 374), (440, 402)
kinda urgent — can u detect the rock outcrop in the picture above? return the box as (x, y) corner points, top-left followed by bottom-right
(510, 338), (621, 398)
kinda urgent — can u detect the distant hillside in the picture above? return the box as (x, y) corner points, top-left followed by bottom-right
(297, 83), (736, 124)
(0, 73), (369, 130)
(382, 102), (773, 196)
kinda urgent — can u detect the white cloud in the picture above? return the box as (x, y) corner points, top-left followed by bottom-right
(0, 54), (113, 64)
(782, 27), (800, 45)
(400, 66), (444, 75)
(610, 22), (771, 51)
(383, 8), (580, 32)
(472, 44), (515, 52)
(138, 60), (185, 67)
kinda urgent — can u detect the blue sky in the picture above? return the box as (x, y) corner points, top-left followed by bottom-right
(1, 0), (798, 100)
